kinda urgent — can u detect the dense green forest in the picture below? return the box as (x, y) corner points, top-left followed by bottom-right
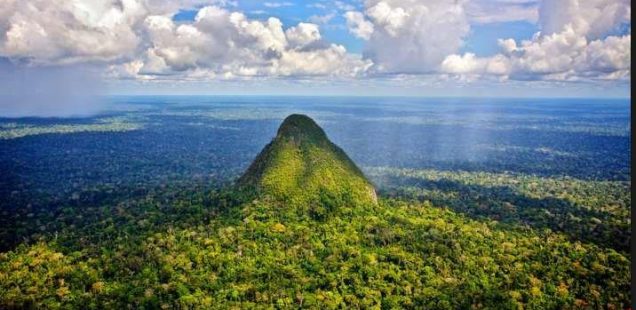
(0, 114), (630, 309)
(0, 188), (630, 308)
(368, 167), (631, 252)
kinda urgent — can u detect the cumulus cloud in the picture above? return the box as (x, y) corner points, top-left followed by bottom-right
(107, 6), (370, 79)
(0, 0), (630, 87)
(0, 0), (229, 65)
(0, 1), (369, 79)
(539, 0), (630, 39)
(344, 11), (374, 40)
(0, 0), (142, 64)
(361, 0), (471, 73)
(441, 53), (510, 76)
(286, 23), (321, 47)
(277, 45), (371, 77)
(441, 0), (631, 81)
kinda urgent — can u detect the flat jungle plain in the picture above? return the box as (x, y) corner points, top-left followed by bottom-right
(0, 96), (631, 309)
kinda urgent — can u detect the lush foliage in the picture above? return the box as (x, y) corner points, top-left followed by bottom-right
(239, 114), (377, 207)
(0, 188), (630, 309)
(368, 167), (631, 252)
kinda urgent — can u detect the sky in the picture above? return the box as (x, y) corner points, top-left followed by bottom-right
(0, 0), (632, 108)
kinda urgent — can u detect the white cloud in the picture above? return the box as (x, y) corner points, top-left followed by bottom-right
(0, 0), (143, 64)
(539, 0), (630, 39)
(276, 44), (371, 77)
(440, 53), (511, 76)
(498, 38), (518, 54)
(441, 53), (482, 74)
(285, 23), (321, 47)
(344, 11), (374, 40)
(112, 6), (370, 79)
(583, 35), (631, 73)
(249, 10), (268, 15)
(0, 0), (234, 65)
(263, 2), (294, 8)
(0, 1), (370, 80)
(308, 13), (336, 25)
(442, 0), (631, 81)
(0, 0), (630, 86)
(366, 2), (409, 37)
(361, 0), (471, 73)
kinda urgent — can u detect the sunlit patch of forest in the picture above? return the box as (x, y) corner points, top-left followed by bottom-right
(0, 117), (142, 140)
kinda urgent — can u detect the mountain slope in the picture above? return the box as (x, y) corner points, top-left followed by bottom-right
(238, 114), (377, 207)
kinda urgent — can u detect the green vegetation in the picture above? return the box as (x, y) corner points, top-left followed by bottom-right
(0, 190), (629, 308)
(0, 112), (630, 309)
(367, 167), (631, 252)
(238, 114), (377, 208)
(0, 117), (141, 139)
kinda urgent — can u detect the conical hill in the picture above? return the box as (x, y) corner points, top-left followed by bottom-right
(237, 114), (377, 206)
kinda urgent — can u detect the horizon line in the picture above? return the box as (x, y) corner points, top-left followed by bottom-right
(103, 94), (632, 100)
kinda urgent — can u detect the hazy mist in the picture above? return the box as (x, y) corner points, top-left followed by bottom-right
(0, 59), (105, 118)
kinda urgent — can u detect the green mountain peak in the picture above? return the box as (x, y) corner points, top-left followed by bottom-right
(276, 114), (329, 143)
(238, 114), (377, 207)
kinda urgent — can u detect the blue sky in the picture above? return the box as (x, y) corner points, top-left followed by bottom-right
(0, 0), (631, 100)
(462, 22), (538, 57)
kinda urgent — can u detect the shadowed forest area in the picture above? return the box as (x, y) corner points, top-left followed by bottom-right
(370, 168), (630, 252)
